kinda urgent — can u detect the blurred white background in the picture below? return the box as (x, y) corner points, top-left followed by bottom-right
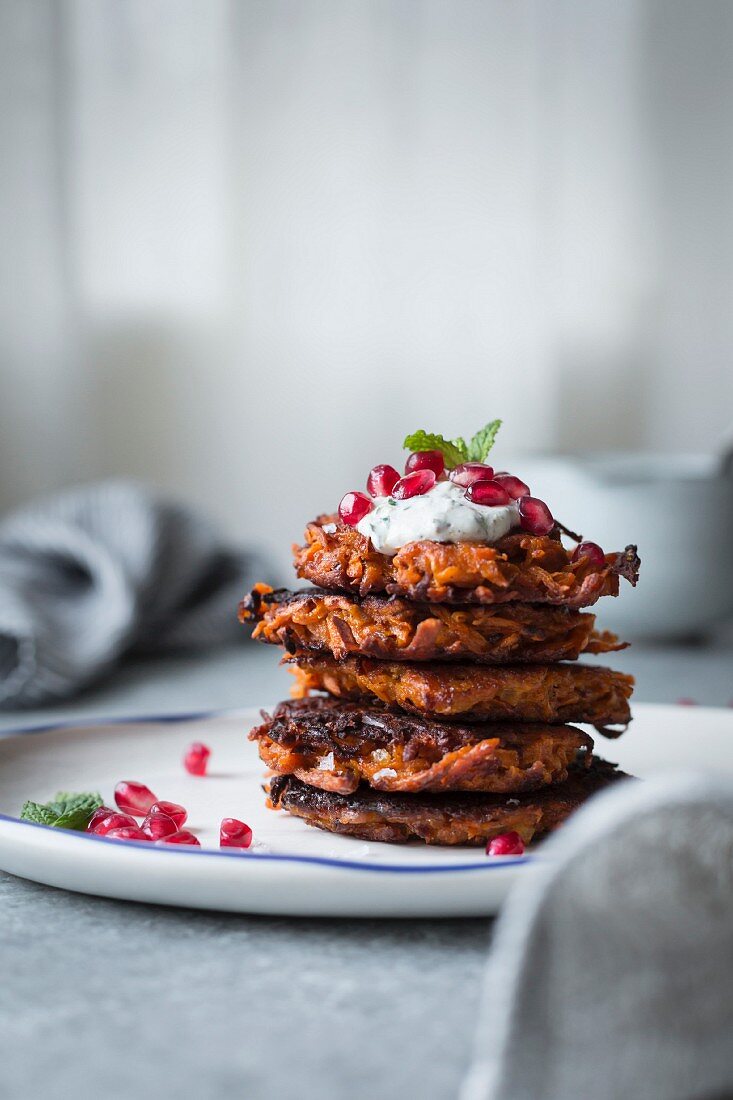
(1, 0), (731, 577)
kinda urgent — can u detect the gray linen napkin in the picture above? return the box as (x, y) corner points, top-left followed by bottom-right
(0, 480), (262, 708)
(462, 772), (733, 1100)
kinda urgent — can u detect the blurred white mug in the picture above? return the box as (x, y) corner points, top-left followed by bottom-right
(514, 454), (733, 640)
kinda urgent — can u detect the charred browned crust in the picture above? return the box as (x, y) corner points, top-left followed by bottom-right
(292, 516), (640, 608)
(268, 758), (631, 845)
(251, 697), (594, 795)
(290, 654), (633, 735)
(240, 585), (626, 664)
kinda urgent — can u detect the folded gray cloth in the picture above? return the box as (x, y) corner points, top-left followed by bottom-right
(462, 772), (733, 1100)
(0, 480), (263, 708)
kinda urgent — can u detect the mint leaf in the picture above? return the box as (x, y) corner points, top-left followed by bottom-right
(54, 809), (98, 830)
(402, 431), (467, 469)
(53, 792), (103, 830)
(20, 801), (61, 827)
(21, 790), (103, 831)
(465, 419), (502, 462)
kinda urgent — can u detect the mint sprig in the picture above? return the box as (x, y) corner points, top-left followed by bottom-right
(21, 790), (104, 831)
(403, 419), (502, 469)
(401, 431), (467, 469)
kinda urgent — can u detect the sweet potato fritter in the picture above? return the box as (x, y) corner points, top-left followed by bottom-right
(290, 654), (633, 735)
(292, 517), (640, 608)
(251, 697), (594, 795)
(268, 758), (631, 845)
(240, 585), (626, 664)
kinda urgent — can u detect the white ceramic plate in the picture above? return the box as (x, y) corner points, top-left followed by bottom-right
(0, 702), (730, 917)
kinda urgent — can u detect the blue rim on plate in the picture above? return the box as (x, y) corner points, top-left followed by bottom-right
(0, 709), (532, 875)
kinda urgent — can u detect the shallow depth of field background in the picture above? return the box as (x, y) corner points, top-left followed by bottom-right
(1, 0), (731, 576)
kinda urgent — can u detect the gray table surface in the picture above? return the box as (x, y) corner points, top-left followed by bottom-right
(2, 635), (732, 1100)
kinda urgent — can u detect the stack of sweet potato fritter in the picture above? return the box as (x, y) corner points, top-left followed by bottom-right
(240, 519), (640, 847)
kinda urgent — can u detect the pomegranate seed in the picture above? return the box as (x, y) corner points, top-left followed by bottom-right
(184, 742), (211, 777)
(149, 800), (187, 829)
(114, 780), (158, 817)
(518, 496), (554, 535)
(392, 470), (436, 499)
(141, 811), (178, 840)
(105, 826), (149, 842)
(449, 462), (494, 488)
(465, 480), (512, 506)
(366, 464), (400, 498)
(86, 806), (115, 833)
(571, 541), (605, 568)
(220, 818), (253, 849)
(405, 450), (444, 477)
(338, 491), (373, 526)
(492, 474), (530, 500)
(486, 831), (525, 856)
(89, 810), (138, 836)
(159, 829), (201, 846)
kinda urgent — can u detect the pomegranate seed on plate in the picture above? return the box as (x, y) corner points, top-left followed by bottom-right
(338, 491), (373, 526)
(492, 474), (530, 500)
(571, 541), (605, 568)
(141, 811), (178, 840)
(88, 810), (138, 835)
(465, 480), (512, 506)
(184, 742), (211, 777)
(392, 470), (436, 499)
(220, 818), (253, 849)
(450, 462), (495, 488)
(486, 831), (525, 856)
(149, 800), (187, 828)
(366, 464), (400, 498)
(160, 829), (201, 846)
(518, 496), (554, 535)
(404, 450), (444, 477)
(105, 826), (149, 842)
(86, 806), (115, 833)
(114, 781), (158, 817)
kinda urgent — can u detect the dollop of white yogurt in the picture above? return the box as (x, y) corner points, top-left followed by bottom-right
(356, 478), (520, 555)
